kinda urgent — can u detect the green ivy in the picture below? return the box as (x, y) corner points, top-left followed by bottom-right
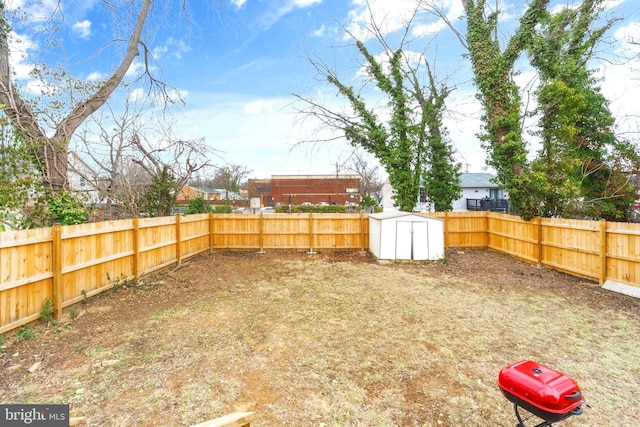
(48, 190), (88, 225)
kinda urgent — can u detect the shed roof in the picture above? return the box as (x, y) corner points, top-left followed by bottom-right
(369, 211), (442, 222)
(369, 211), (413, 220)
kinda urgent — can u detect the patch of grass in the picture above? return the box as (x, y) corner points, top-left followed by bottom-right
(15, 326), (35, 341)
(54, 323), (72, 334)
(0, 334), (5, 354)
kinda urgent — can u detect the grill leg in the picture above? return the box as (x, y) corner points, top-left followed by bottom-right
(513, 404), (554, 427)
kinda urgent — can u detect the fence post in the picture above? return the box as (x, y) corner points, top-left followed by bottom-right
(209, 213), (214, 253)
(52, 224), (63, 320)
(176, 214), (182, 265)
(258, 213), (266, 253)
(599, 220), (607, 285)
(132, 217), (140, 279)
(536, 217), (543, 266)
(443, 212), (449, 248)
(308, 213), (316, 254)
(360, 212), (366, 252)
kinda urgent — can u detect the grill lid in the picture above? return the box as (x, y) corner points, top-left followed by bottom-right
(497, 360), (584, 415)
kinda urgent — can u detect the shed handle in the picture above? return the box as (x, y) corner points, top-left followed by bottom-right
(565, 391), (581, 400)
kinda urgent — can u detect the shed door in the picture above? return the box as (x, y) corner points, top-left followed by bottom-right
(395, 221), (429, 260)
(412, 222), (429, 260)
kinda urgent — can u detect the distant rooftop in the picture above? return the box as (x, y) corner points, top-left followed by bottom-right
(271, 174), (360, 180)
(460, 173), (497, 188)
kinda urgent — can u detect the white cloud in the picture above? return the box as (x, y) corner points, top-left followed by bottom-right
(174, 94), (354, 178)
(8, 31), (36, 80)
(412, 20), (448, 37)
(5, 0), (60, 22)
(313, 24), (327, 37)
(290, 0), (322, 7)
(129, 87), (188, 105)
(345, 0), (462, 41)
(72, 20), (92, 40)
(244, 100), (268, 115)
(345, 0), (415, 41)
(602, 0), (626, 10)
(600, 61), (640, 136)
(152, 38), (191, 60)
(231, 0), (247, 8)
(128, 88), (147, 103)
(614, 22), (640, 54)
(86, 71), (105, 81)
(257, 0), (322, 31)
(153, 45), (169, 58)
(412, 0), (465, 37)
(125, 60), (158, 79)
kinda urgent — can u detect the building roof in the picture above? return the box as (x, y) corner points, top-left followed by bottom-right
(460, 173), (497, 188)
(271, 174), (360, 180)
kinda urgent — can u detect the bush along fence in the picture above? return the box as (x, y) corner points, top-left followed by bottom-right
(1, 211), (639, 334)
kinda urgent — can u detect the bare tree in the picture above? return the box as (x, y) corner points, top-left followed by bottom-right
(343, 150), (384, 202)
(0, 0), (182, 195)
(212, 163), (252, 209)
(73, 98), (214, 218)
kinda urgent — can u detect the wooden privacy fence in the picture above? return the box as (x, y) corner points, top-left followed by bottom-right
(1, 211), (639, 334)
(0, 213), (368, 334)
(429, 211), (640, 287)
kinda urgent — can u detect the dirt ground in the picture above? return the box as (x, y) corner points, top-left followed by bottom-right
(1, 249), (639, 426)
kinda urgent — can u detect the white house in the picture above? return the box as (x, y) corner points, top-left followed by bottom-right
(68, 152), (105, 204)
(452, 173), (505, 211)
(381, 172), (506, 212)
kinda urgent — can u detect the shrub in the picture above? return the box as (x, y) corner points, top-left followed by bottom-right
(40, 298), (55, 324)
(213, 205), (233, 214)
(186, 197), (211, 214)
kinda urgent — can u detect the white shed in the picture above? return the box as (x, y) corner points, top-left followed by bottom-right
(368, 212), (445, 261)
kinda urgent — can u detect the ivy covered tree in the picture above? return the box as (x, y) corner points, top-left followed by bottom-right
(295, 13), (460, 212)
(462, 0), (550, 219)
(528, 0), (640, 220)
(419, 67), (461, 211)
(334, 43), (424, 212)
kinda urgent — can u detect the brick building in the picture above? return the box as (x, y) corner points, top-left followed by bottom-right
(248, 175), (361, 206)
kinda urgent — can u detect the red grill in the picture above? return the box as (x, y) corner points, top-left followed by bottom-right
(498, 360), (586, 427)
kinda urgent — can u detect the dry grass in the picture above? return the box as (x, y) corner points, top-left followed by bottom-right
(1, 249), (639, 426)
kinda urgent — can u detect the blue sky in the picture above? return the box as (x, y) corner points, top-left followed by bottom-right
(6, 0), (640, 180)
